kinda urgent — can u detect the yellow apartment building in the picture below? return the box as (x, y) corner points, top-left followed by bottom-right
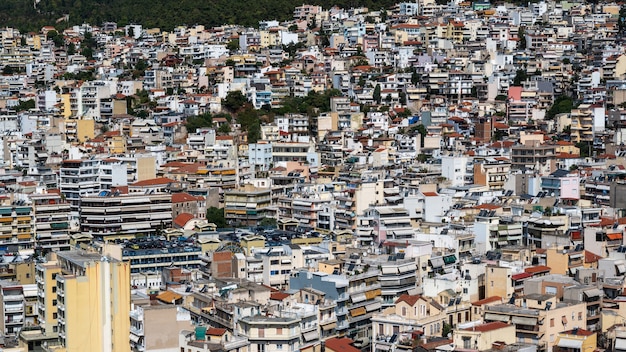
(35, 260), (62, 335)
(48, 251), (130, 352)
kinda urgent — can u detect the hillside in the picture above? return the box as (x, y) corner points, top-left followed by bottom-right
(1, 0), (397, 32)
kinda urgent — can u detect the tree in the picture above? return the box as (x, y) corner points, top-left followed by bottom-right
(185, 113), (213, 133)
(206, 207), (227, 228)
(217, 123), (231, 134)
(546, 95), (574, 120)
(259, 217), (277, 228)
(373, 84), (381, 104)
(15, 99), (35, 112)
(222, 91), (248, 112)
(512, 69), (528, 86)
(226, 39), (239, 52)
(518, 26), (527, 50)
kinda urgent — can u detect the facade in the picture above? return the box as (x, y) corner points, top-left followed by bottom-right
(31, 194), (71, 253)
(79, 193), (172, 240)
(51, 251), (131, 352)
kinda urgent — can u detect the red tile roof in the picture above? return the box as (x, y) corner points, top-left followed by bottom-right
(213, 252), (232, 261)
(270, 292), (290, 301)
(206, 328), (227, 336)
(472, 296), (502, 306)
(132, 177), (176, 187)
(512, 272), (533, 281)
(325, 337), (360, 352)
(173, 213), (194, 228)
(172, 192), (198, 203)
(474, 204), (501, 210)
(422, 192), (438, 197)
(395, 294), (422, 306)
(524, 265), (551, 274)
(464, 321), (510, 332)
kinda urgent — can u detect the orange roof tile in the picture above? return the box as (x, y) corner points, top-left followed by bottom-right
(132, 177), (176, 187)
(463, 322), (510, 332)
(173, 213), (194, 228)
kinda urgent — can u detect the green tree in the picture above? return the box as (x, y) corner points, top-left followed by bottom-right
(226, 39), (239, 52)
(206, 207), (227, 228)
(512, 69), (528, 86)
(15, 99), (35, 112)
(259, 217), (277, 228)
(546, 95), (574, 119)
(223, 90), (248, 112)
(217, 123), (231, 134)
(373, 84), (381, 104)
(518, 26), (527, 50)
(185, 113), (213, 133)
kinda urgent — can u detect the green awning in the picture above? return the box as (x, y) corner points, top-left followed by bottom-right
(443, 255), (457, 265)
(0, 209), (11, 215)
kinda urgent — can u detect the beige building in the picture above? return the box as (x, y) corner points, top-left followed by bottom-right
(483, 294), (587, 352)
(47, 251), (131, 352)
(129, 304), (195, 351)
(484, 266), (514, 300)
(453, 321), (516, 350)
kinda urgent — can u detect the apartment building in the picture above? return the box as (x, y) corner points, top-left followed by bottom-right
(224, 185), (273, 227)
(0, 281), (25, 338)
(51, 251), (130, 352)
(31, 194), (71, 253)
(0, 202), (35, 251)
(59, 159), (102, 219)
(79, 192), (172, 240)
(35, 260), (62, 336)
(129, 304), (194, 352)
(483, 294), (587, 352)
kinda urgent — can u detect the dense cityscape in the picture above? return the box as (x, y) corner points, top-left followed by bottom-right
(0, 0), (623, 351)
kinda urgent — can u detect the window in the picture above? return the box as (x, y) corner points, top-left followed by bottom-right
(393, 325), (399, 334)
(490, 281), (494, 287)
(550, 318), (554, 327)
(276, 344), (283, 350)
(53, 299), (57, 306)
(402, 307), (407, 316)
(53, 313), (57, 319)
(258, 328), (265, 338)
(276, 328), (282, 335)
(578, 312), (583, 321)
(379, 324), (384, 335)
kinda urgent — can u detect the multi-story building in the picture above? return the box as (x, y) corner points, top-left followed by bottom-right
(0, 281), (25, 338)
(59, 159), (102, 219)
(52, 251), (130, 352)
(129, 304), (195, 352)
(0, 202), (35, 251)
(98, 238), (202, 274)
(79, 192), (172, 240)
(31, 194), (71, 253)
(36, 260), (62, 336)
(224, 185), (273, 227)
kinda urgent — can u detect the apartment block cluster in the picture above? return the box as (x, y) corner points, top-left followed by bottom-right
(0, 0), (625, 351)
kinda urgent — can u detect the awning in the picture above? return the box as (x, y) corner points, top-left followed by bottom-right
(366, 302), (382, 312)
(583, 288), (602, 298)
(303, 330), (319, 342)
(382, 267), (397, 274)
(607, 233), (623, 240)
(321, 322), (337, 331)
(365, 289), (381, 300)
(429, 257), (444, 268)
(512, 272), (532, 281)
(398, 263), (417, 273)
(615, 338), (626, 350)
(484, 313), (509, 322)
(569, 253), (583, 259)
(557, 338), (583, 349)
(351, 293), (366, 303)
(129, 333), (140, 343)
(350, 307), (366, 317)
(443, 255), (457, 265)
(511, 316), (537, 326)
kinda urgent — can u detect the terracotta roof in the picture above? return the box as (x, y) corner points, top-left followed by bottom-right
(472, 296), (502, 306)
(524, 265), (551, 274)
(512, 272), (533, 281)
(172, 192), (198, 203)
(561, 328), (594, 336)
(270, 292), (290, 301)
(474, 204), (501, 210)
(132, 177), (176, 187)
(395, 294), (421, 306)
(206, 328), (227, 336)
(464, 321), (510, 332)
(156, 290), (182, 304)
(173, 213), (194, 228)
(422, 192), (438, 197)
(324, 337), (360, 352)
